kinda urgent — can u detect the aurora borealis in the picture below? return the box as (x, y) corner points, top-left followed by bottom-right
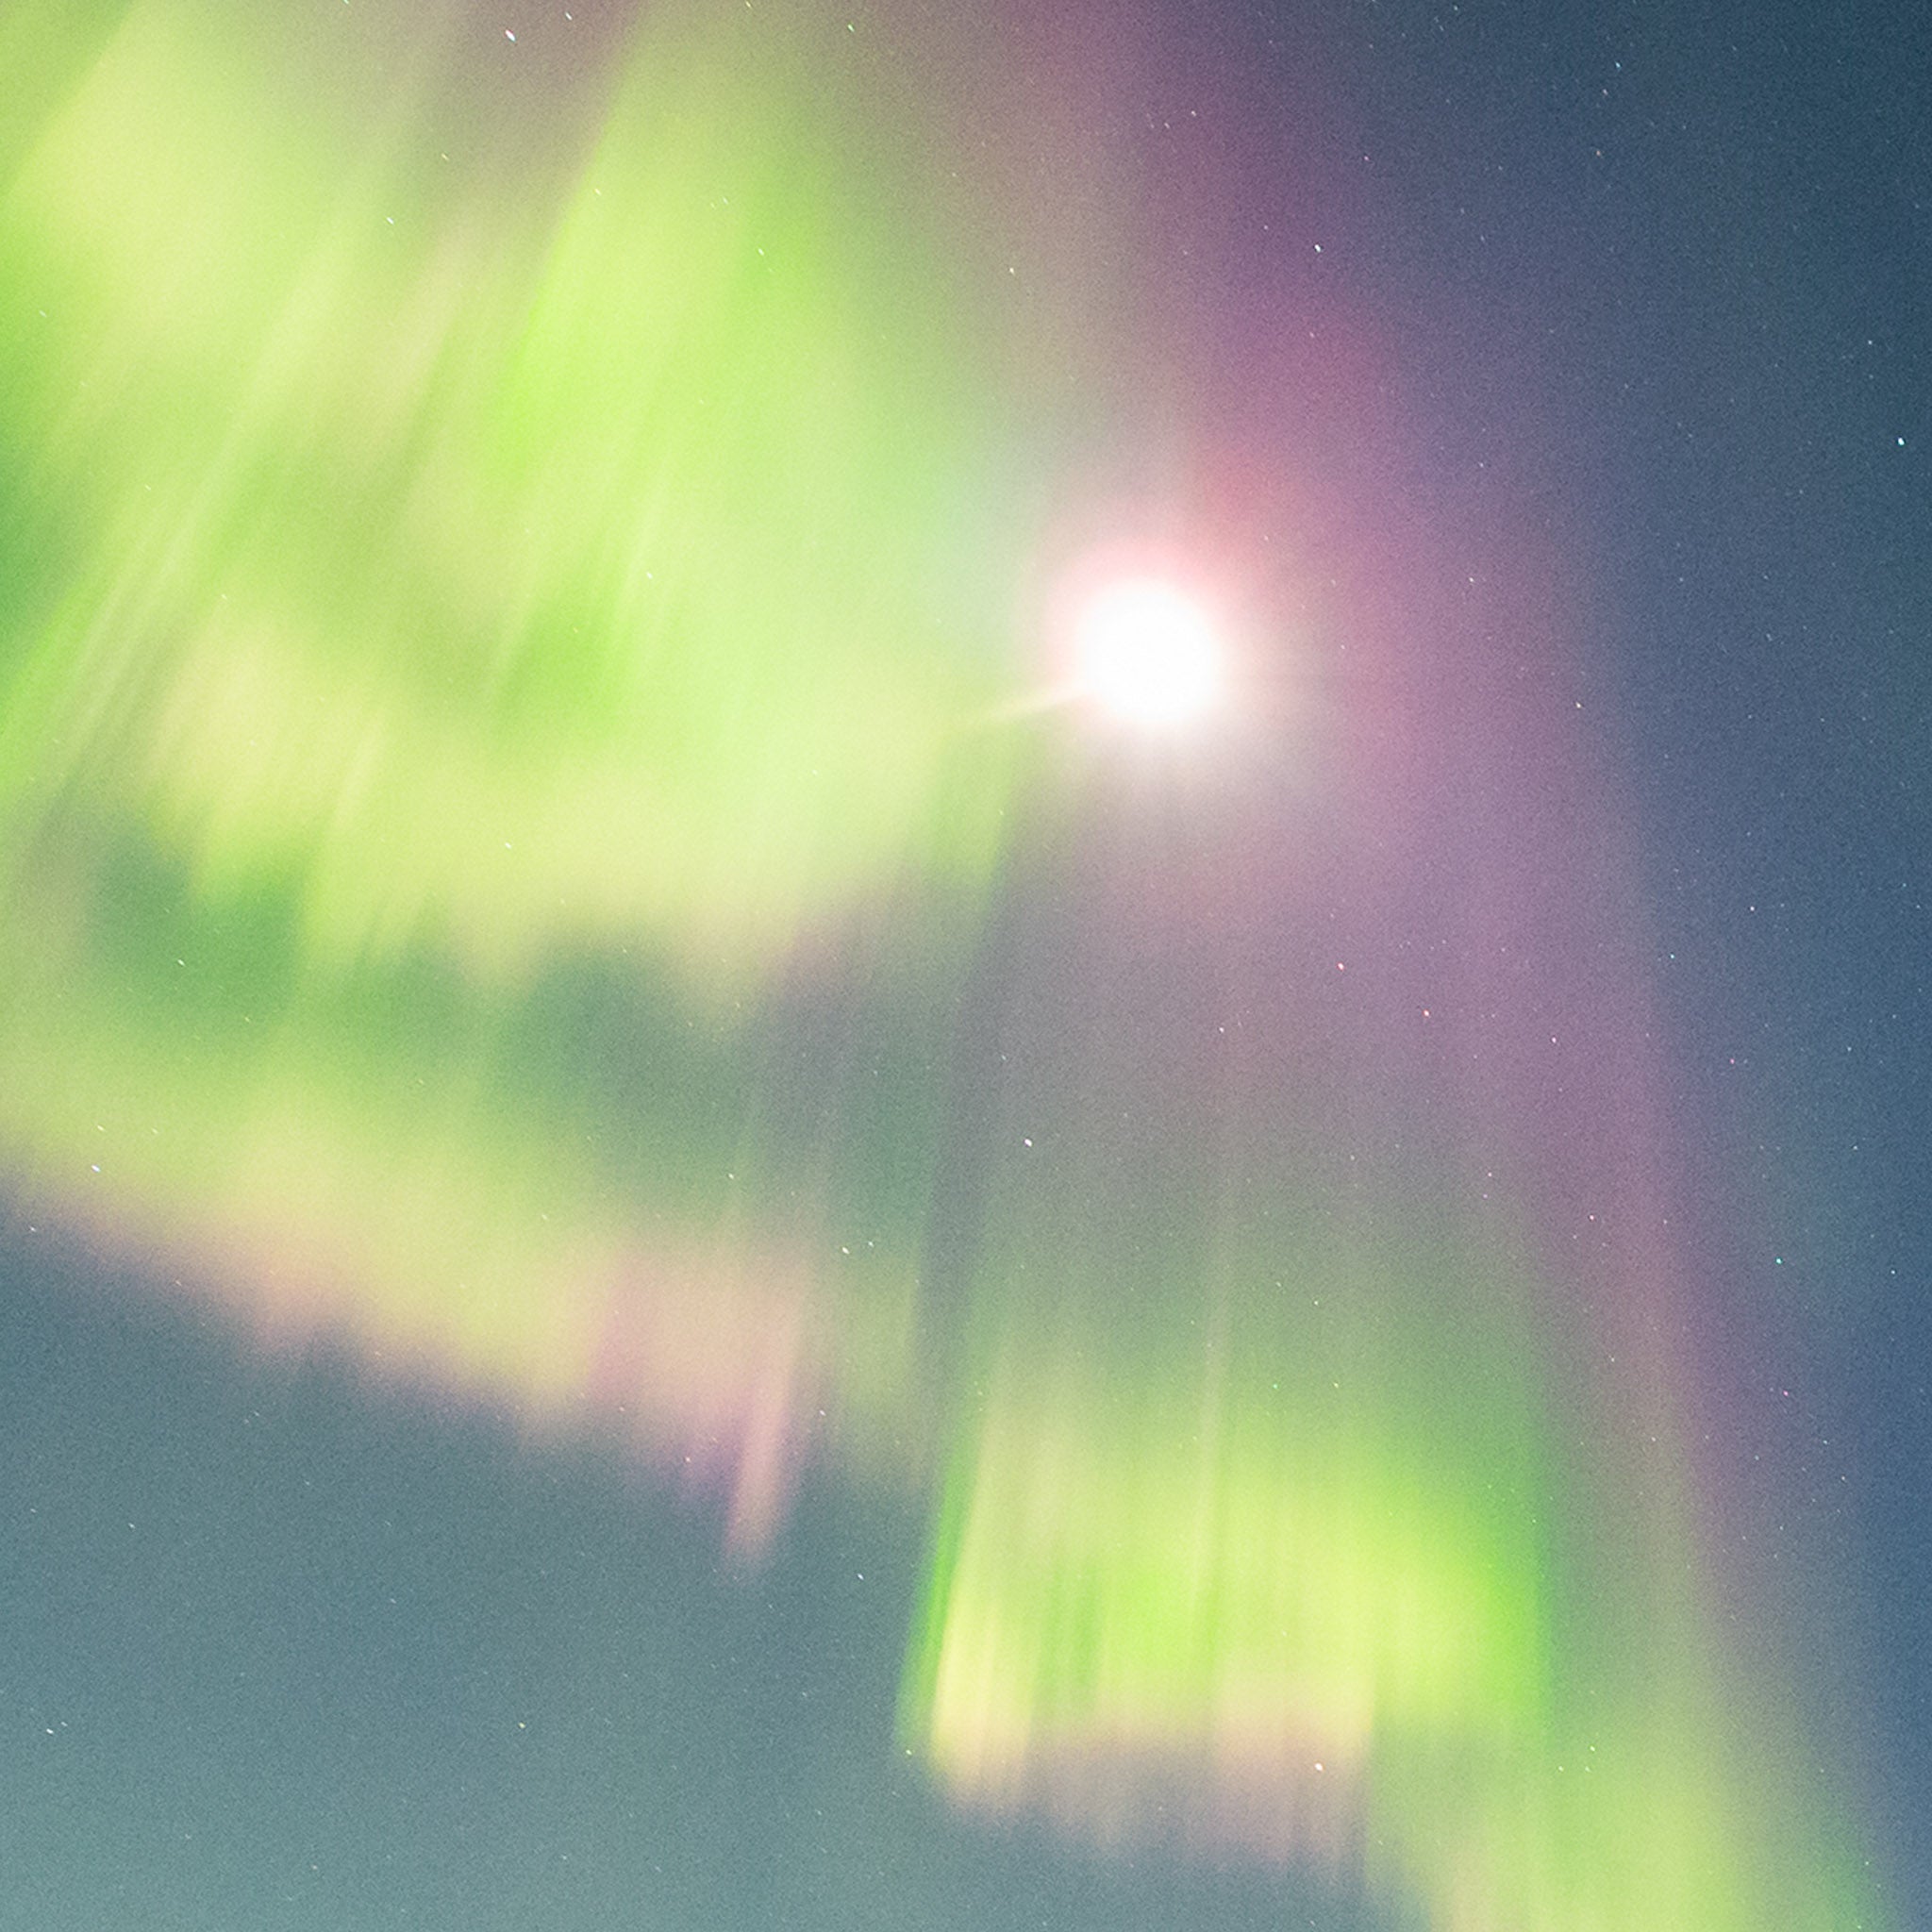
(1, 2), (1919, 1928)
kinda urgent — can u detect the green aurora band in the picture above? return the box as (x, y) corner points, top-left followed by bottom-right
(0, 4), (1887, 1926)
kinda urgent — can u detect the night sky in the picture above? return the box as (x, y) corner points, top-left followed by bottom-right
(2, 2), (1925, 1928)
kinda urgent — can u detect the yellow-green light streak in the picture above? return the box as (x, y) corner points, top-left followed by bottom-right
(1, 0), (1024, 991)
(0, 5), (1891, 1929)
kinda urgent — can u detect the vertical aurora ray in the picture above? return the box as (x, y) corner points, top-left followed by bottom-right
(0, 0), (1036, 1531)
(1, 0), (1023, 985)
(0, 1), (1890, 1926)
(883, 21), (1891, 1885)
(899, 774), (1879, 1924)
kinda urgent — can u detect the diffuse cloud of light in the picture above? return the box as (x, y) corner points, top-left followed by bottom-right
(0, 3), (1888, 1927)
(1, 0), (1020, 986)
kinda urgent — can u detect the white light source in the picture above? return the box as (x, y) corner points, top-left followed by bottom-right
(1073, 577), (1222, 728)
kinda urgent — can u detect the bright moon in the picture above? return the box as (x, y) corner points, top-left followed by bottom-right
(1073, 577), (1222, 728)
